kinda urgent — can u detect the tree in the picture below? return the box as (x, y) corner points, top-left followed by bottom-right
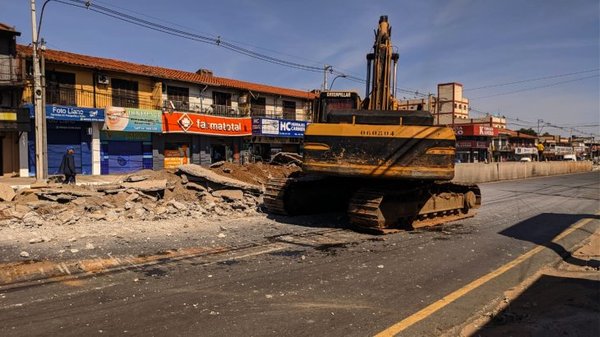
(542, 132), (551, 136)
(517, 128), (537, 136)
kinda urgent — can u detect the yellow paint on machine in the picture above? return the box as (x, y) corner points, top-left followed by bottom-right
(305, 123), (456, 140)
(303, 161), (454, 178)
(374, 213), (599, 337)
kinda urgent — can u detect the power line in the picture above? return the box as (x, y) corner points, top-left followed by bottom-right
(465, 68), (600, 91)
(469, 106), (599, 137)
(52, 0), (430, 98)
(57, 0), (325, 73)
(470, 74), (599, 100)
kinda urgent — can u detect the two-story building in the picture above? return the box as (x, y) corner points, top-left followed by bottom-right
(0, 24), (29, 177)
(18, 42), (314, 175)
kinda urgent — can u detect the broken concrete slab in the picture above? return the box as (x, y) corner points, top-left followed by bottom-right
(178, 164), (262, 193)
(124, 175), (149, 183)
(212, 189), (244, 202)
(185, 182), (207, 192)
(0, 183), (16, 202)
(121, 179), (167, 193)
(209, 161), (225, 168)
(270, 152), (303, 166)
(95, 184), (123, 192)
(37, 193), (77, 203)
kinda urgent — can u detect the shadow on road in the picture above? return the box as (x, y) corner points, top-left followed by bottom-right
(471, 274), (600, 337)
(499, 213), (600, 268)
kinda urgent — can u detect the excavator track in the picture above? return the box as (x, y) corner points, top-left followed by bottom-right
(348, 182), (481, 233)
(263, 178), (290, 215)
(263, 174), (356, 216)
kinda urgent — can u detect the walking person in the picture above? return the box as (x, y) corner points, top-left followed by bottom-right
(59, 148), (77, 184)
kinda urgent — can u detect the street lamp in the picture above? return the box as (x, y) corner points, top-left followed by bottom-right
(329, 74), (347, 90)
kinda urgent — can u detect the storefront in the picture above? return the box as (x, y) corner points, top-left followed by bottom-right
(453, 124), (497, 163)
(0, 108), (30, 176)
(251, 117), (307, 161)
(101, 107), (161, 174)
(159, 111), (252, 168)
(28, 105), (104, 176)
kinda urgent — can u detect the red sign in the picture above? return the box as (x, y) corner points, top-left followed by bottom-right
(453, 124), (498, 137)
(163, 112), (252, 136)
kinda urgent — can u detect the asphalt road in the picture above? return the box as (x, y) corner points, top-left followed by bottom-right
(1, 172), (598, 337)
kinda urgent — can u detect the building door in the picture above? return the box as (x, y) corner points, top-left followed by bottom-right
(106, 141), (144, 174)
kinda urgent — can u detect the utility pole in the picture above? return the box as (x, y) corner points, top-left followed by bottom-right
(537, 119), (543, 136)
(30, 0), (46, 181)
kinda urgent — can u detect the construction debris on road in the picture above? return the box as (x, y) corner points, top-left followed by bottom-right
(0, 162), (299, 228)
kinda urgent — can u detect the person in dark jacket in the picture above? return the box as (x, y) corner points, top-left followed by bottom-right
(59, 148), (77, 184)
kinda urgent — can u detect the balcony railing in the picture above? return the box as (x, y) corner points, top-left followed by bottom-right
(163, 99), (247, 117)
(0, 56), (22, 84)
(23, 86), (158, 110)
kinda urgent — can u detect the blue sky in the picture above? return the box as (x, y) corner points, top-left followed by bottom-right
(1, 0), (598, 136)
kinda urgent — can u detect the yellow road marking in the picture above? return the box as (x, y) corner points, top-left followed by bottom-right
(375, 212), (599, 337)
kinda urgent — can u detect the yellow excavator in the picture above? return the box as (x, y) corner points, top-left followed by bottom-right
(264, 16), (480, 233)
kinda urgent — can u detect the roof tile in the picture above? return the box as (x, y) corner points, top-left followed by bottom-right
(17, 45), (316, 100)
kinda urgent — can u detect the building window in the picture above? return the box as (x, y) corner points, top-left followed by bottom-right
(112, 78), (139, 108)
(212, 91), (232, 115)
(283, 100), (296, 119)
(166, 85), (189, 111)
(45, 71), (76, 106)
(454, 103), (458, 109)
(250, 96), (266, 117)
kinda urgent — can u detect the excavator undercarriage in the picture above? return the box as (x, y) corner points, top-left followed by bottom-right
(264, 174), (480, 234)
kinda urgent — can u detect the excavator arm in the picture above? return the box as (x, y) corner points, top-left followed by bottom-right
(364, 15), (399, 111)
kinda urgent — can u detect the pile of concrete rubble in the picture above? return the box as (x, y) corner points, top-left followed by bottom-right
(0, 163), (277, 228)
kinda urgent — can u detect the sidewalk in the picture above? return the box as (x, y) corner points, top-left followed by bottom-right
(0, 174), (126, 189)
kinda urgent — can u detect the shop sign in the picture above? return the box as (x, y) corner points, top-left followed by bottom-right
(32, 105), (105, 122)
(515, 147), (537, 155)
(474, 141), (489, 149)
(164, 145), (189, 169)
(452, 124), (498, 137)
(456, 140), (472, 148)
(554, 146), (573, 155)
(100, 131), (151, 142)
(104, 107), (162, 133)
(163, 112), (252, 136)
(252, 118), (307, 138)
(0, 108), (30, 131)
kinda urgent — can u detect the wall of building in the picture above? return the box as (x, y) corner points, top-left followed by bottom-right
(23, 64), (160, 109)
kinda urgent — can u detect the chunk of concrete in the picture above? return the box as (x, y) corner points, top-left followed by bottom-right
(178, 164), (262, 193)
(0, 183), (16, 202)
(212, 189), (244, 202)
(121, 179), (167, 193)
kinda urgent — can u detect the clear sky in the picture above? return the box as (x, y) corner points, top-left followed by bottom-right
(1, 0), (598, 136)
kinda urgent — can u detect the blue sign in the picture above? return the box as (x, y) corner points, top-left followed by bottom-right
(252, 118), (307, 138)
(26, 104), (105, 122)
